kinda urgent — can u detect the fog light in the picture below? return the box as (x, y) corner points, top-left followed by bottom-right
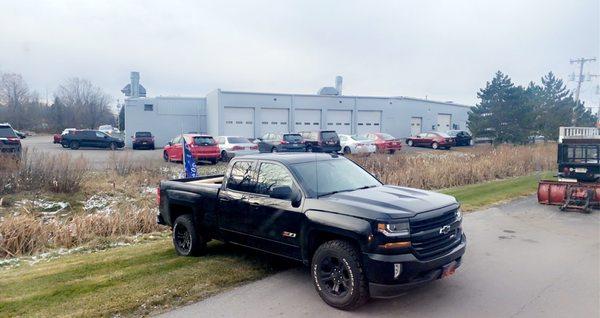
(394, 263), (402, 279)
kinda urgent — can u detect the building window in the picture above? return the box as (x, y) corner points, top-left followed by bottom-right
(226, 120), (234, 124)
(144, 104), (154, 111)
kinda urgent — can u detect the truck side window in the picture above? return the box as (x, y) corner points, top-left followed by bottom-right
(256, 162), (294, 196)
(227, 161), (255, 192)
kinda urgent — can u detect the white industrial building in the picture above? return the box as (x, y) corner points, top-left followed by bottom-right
(123, 72), (472, 147)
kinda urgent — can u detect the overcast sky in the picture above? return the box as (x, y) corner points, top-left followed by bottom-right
(0, 0), (598, 109)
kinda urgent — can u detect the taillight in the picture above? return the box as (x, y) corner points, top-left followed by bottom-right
(232, 145), (244, 150)
(156, 187), (161, 205)
(250, 145), (258, 150)
(7, 137), (20, 144)
(280, 140), (289, 144)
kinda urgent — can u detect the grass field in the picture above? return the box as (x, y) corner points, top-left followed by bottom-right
(441, 171), (553, 211)
(0, 172), (553, 317)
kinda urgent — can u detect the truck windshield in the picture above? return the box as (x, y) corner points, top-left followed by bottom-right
(290, 158), (381, 198)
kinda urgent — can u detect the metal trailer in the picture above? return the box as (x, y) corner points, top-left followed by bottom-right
(538, 126), (600, 213)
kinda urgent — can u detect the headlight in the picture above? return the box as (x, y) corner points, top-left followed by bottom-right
(456, 210), (462, 222)
(377, 222), (410, 236)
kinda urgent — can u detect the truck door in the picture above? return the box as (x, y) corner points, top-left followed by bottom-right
(219, 160), (256, 243)
(244, 161), (303, 260)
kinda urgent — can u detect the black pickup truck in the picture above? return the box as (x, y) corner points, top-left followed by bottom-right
(158, 153), (466, 309)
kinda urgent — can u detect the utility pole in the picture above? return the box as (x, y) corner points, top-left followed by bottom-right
(569, 57), (596, 124)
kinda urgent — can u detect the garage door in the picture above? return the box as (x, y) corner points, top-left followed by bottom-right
(294, 109), (321, 132)
(260, 108), (289, 136)
(223, 107), (255, 138)
(356, 110), (381, 134)
(410, 117), (422, 136)
(437, 114), (452, 132)
(326, 110), (352, 134)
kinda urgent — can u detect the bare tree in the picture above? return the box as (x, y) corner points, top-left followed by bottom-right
(55, 78), (115, 129)
(0, 73), (30, 128)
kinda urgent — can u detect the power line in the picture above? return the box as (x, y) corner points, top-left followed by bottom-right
(570, 57), (597, 124)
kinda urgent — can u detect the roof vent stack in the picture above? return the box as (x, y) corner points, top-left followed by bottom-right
(121, 71), (147, 98)
(335, 76), (343, 95)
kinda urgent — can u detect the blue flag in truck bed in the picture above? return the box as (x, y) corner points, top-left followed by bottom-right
(182, 138), (198, 178)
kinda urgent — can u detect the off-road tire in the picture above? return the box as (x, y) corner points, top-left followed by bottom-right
(172, 214), (206, 256)
(311, 240), (369, 310)
(271, 147), (278, 153)
(70, 141), (80, 150)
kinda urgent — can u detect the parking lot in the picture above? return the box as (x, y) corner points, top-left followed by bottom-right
(161, 197), (600, 318)
(21, 134), (476, 170)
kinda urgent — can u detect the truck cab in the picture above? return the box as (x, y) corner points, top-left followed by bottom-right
(158, 153), (466, 309)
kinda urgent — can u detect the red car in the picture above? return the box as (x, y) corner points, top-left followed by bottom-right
(365, 133), (402, 154)
(163, 134), (220, 164)
(406, 132), (455, 150)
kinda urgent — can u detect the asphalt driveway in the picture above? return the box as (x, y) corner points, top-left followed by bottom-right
(158, 196), (600, 318)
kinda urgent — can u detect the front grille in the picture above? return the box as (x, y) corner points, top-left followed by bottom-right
(410, 208), (461, 260)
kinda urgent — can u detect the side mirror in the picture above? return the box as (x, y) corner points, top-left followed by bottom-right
(270, 186), (292, 200)
(270, 186), (302, 207)
(167, 141), (173, 146)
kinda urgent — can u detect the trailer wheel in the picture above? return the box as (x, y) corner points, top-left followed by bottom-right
(173, 214), (206, 256)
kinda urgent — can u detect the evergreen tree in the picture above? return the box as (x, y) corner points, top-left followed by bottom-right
(468, 71), (533, 143)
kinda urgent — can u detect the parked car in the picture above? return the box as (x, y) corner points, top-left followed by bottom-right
(406, 132), (455, 150)
(365, 132), (402, 154)
(256, 133), (306, 153)
(216, 136), (259, 161)
(446, 130), (474, 146)
(61, 130), (125, 150)
(158, 153), (466, 310)
(163, 134), (220, 164)
(53, 128), (76, 146)
(339, 134), (376, 155)
(0, 123), (22, 156)
(299, 130), (341, 153)
(132, 131), (155, 150)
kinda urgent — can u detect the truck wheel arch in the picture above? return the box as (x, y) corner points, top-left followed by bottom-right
(302, 210), (372, 264)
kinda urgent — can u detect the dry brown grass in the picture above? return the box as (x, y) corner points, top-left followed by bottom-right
(0, 202), (163, 258)
(350, 143), (555, 190)
(0, 149), (89, 194)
